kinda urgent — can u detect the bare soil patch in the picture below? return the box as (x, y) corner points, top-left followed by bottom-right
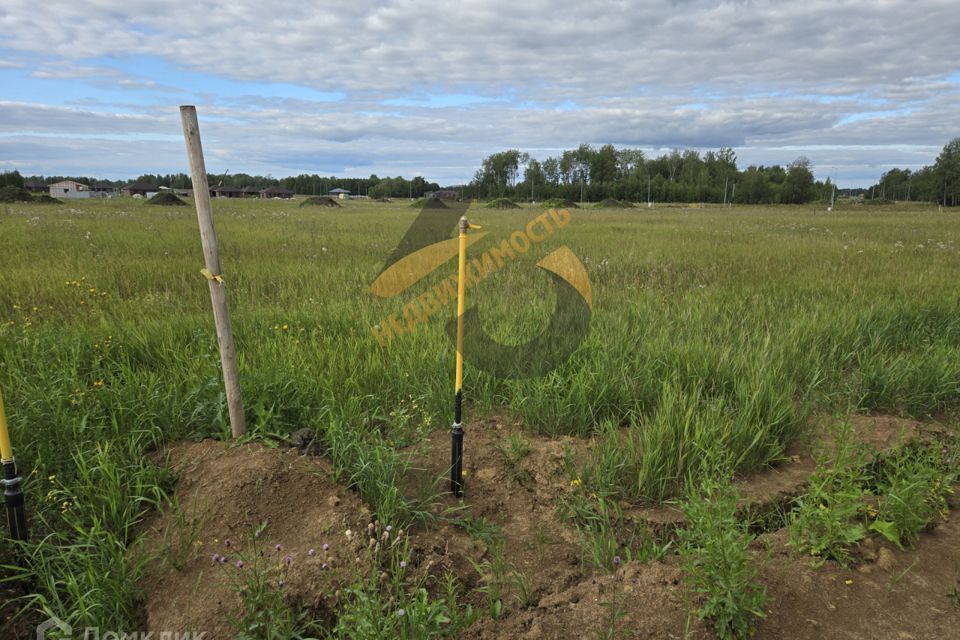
(133, 415), (958, 639)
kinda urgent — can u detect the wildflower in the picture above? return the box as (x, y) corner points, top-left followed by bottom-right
(321, 562), (328, 569)
(224, 538), (232, 547)
(345, 529), (353, 540)
(386, 525), (393, 533)
(308, 548), (316, 557)
(284, 555), (293, 566)
(219, 556), (227, 564)
(323, 543), (330, 552)
(236, 560), (245, 569)
(396, 609), (405, 617)
(400, 560), (407, 569)
(613, 556), (622, 567)
(211, 554), (221, 563)
(570, 477), (582, 488)
(48, 475), (56, 482)
(275, 543), (283, 552)
(844, 579), (853, 585)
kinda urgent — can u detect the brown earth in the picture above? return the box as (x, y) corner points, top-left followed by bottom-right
(139, 440), (373, 639)
(130, 414), (958, 639)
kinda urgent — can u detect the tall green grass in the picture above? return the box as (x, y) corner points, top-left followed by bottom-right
(1, 198), (959, 626)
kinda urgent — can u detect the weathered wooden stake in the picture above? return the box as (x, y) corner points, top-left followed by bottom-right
(179, 105), (246, 438)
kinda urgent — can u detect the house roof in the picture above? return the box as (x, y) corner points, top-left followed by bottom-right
(329, 188), (351, 193)
(50, 180), (88, 187)
(261, 187), (293, 194)
(241, 186), (261, 193)
(124, 181), (159, 191)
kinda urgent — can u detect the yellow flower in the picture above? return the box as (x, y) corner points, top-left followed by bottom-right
(570, 478), (582, 488)
(93, 380), (105, 388)
(48, 474), (56, 482)
(844, 579), (853, 585)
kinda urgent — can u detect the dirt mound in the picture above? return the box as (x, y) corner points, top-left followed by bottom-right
(540, 198), (579, 209)
(300, 196), (342, 208)
(141, 440), (371, 639)
(485, 198), (520, 209)
(411, 197), (448, 209)
(595, 198), (634, 208)
(0, 186), (33, 203)
(463, 560), (705, 639)
(138, 416), (958, 639)
(754, 494), (960, 640)
(146, 191), (188, 206)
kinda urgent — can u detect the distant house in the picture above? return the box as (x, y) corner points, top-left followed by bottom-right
(329, 188), (351, 200)
(24, 180), (47, 193)
(425, 189), (459, 200)
(122, 181), (160, 197)
(260, 187), (294, 199)
(241, 186), (261, 198)
(212, 185), (243, 198)
(91, 182), (117, 197)
(49, 180), (91, 199)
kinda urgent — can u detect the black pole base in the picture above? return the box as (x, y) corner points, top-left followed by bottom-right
(3, 460), (27, 542)
(450, 423), (464, 497)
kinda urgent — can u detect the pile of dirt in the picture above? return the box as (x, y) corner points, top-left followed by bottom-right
(595, 198), (634, 208)
(139, 415), (960, 639)
(411, 197), (448, 209)
(146, 191), (188, 206)
(540, 198), (579, 209)
(0, 186), (34, 203)
(140, 440), (372, 638)
(299, 196), (342, 208)
(485, 198), (520, 209)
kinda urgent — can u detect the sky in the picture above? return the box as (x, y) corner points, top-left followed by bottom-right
(1, 1), (958, 187)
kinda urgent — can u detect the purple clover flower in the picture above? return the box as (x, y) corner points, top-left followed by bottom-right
(284, 555), (293, 566)
(275, 543), (283, 552)
(396, 609), (405, 617)
(236, 560), (245, 569)
(308, 548), (316, 557)
(322, 543), (329, 552)
(211, 553), (221, 563)
(613, 556), (622, 567)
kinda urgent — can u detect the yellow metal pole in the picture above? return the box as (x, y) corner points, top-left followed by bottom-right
(451, 216), (480, 496)
(0, 389), (27, 541)
(0, 390), (12, 462)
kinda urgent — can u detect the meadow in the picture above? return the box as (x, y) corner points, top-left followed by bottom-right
(1, 196), (958, 637)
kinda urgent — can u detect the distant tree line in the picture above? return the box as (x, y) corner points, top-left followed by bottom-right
(5, 172), (441, 198)
(471, 145), (826, 204)
(867, 138), (960, 206)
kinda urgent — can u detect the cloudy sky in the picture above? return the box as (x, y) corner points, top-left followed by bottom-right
(1, 0), (958, 186)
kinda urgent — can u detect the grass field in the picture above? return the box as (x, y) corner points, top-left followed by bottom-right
(1, 197), (959, 636)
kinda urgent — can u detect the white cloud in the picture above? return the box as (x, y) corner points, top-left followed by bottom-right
(0, 1), (957, 183)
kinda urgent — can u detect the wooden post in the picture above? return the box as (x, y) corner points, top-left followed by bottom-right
(179, 105), (246, 438)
